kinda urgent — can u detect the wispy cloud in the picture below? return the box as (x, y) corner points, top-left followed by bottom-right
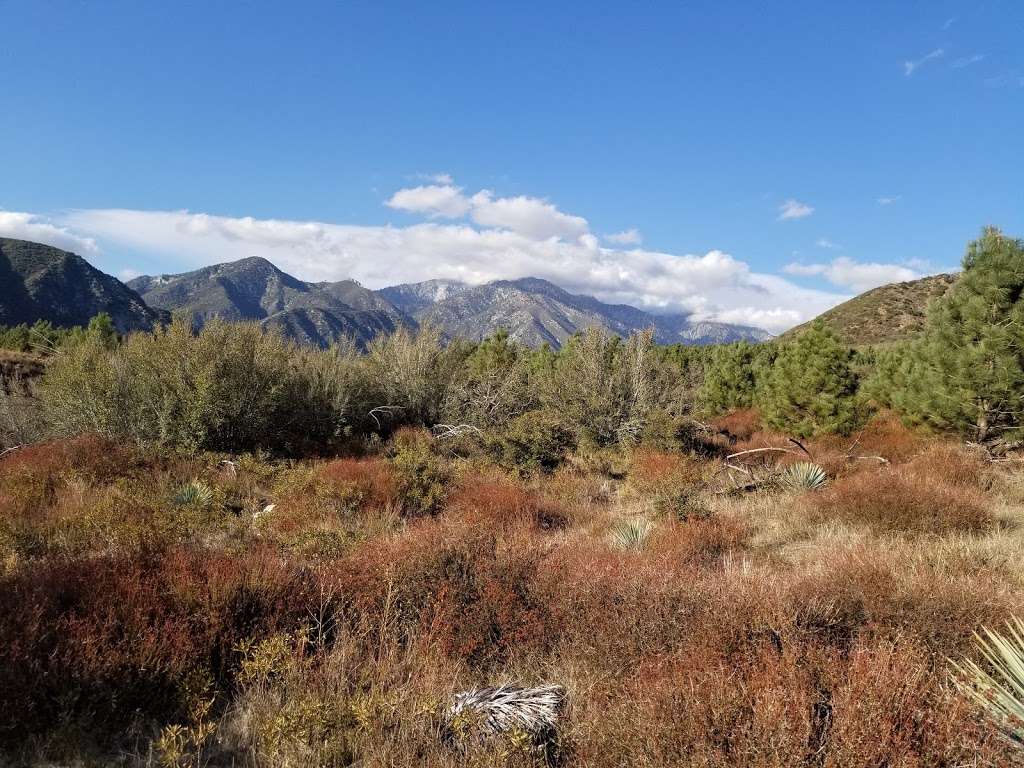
(943, 16), (956, 31)
(904, 48), (945, 76)
(605, 228), (642, 246)
(985, 71), (1024, 89)
(778, 199), (814, 221)
(416, 172), (454, 184)
(951, 54), (986, 69)
(877, 195), (901, 206)
(815, 238), (840, 250)
(784, 256), (919, 292)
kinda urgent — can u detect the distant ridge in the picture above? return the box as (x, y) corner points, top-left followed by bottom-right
(381, 276), (771, 348)
(0, 238), (161, 333)
(128, 257), (412, 348)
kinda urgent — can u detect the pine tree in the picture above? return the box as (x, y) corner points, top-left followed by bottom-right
(889, 227), (1024, 442)
(756, 320), (863, 437)
(700, 340), (762, 414)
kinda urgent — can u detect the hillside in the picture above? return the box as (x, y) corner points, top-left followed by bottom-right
(381, 276), (771, 348)
(128, 257), (412, 348)
(0, 238), (161, 333)
(782, 273), (957, 345)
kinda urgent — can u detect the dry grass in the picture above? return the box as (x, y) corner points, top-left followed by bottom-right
(2, 424), (1023, 765)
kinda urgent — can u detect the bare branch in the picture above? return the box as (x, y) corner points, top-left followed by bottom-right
(0, 444), (25, 460)
(368, 405), (405, 430)
(432, 423), (483, 440)
(726, 447), (801, 461)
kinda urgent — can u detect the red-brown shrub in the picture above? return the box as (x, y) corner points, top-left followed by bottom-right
(326, 518), (550, 666)
(0, 546), (312, 749)
(806, 466), (992, 534)
(649, 516), (749, 567)
(810, 411), (925, 467)
(712, 408), (763, 442)
(903, 443), (989, 489)
(318, 457), (398, 509)
(446, 474), (568, 531)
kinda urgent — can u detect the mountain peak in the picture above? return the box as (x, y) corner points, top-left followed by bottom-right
(129, 256), (411, 347)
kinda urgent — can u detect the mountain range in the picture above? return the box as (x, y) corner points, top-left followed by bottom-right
(6, 235), (953, 350)
(124, 253), (770, 348)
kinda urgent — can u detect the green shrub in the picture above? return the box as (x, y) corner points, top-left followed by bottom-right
(389, 429), (451, 516)
(779, 462), (828, 491)
(952, 616), (1024, 749)
(608, 517), (654, 550)
(543, 329), (686, 448)
(489, 408), (575, 473)
(38, 318), (363, 454)
(699, 341), (771, 415)
(362, 325), (467, 431)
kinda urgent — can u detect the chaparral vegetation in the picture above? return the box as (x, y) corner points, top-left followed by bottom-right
(3, 229), (1024, 766)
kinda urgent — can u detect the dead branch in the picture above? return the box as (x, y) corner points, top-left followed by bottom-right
(788, 438), (813, 458)
(726, 447), (800, 461)
(0, 444), (24, 460)
(368, 405), (405, 430)
(432, 423), (483, 440)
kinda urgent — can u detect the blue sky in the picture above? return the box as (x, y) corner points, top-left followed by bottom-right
(2, 1), (1022, 332)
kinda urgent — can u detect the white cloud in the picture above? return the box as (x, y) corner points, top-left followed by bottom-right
(58, 205), (847, 334)
(784, 256), (918, 292)
(816, 238), (840, 249)
(0, 210), (99, 255)
(943, 16), (956, 31)
(118, 268), (143, 282)
(605, 228), (643, 246)
(778, 199), (814, 220)
(386, 182), (589, 241)
(951, 54), (985, 69)
(877, 195), (901, 205)
(386, 184), (472, 219)
(904, 48), (944, 76)
(468, 191), (590, 240)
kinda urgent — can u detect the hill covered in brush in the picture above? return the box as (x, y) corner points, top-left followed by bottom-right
(782, 273), (957, 346)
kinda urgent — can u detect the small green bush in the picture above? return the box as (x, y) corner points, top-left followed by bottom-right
(389, 429), (451, 516)
(489, 408), (575, 474)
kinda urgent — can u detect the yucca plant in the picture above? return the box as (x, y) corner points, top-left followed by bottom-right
(174, 480), (214, 508)
(952, 616), (1024, 748)
(609, 517), (654, 551)
(779, 462), (828, 491)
